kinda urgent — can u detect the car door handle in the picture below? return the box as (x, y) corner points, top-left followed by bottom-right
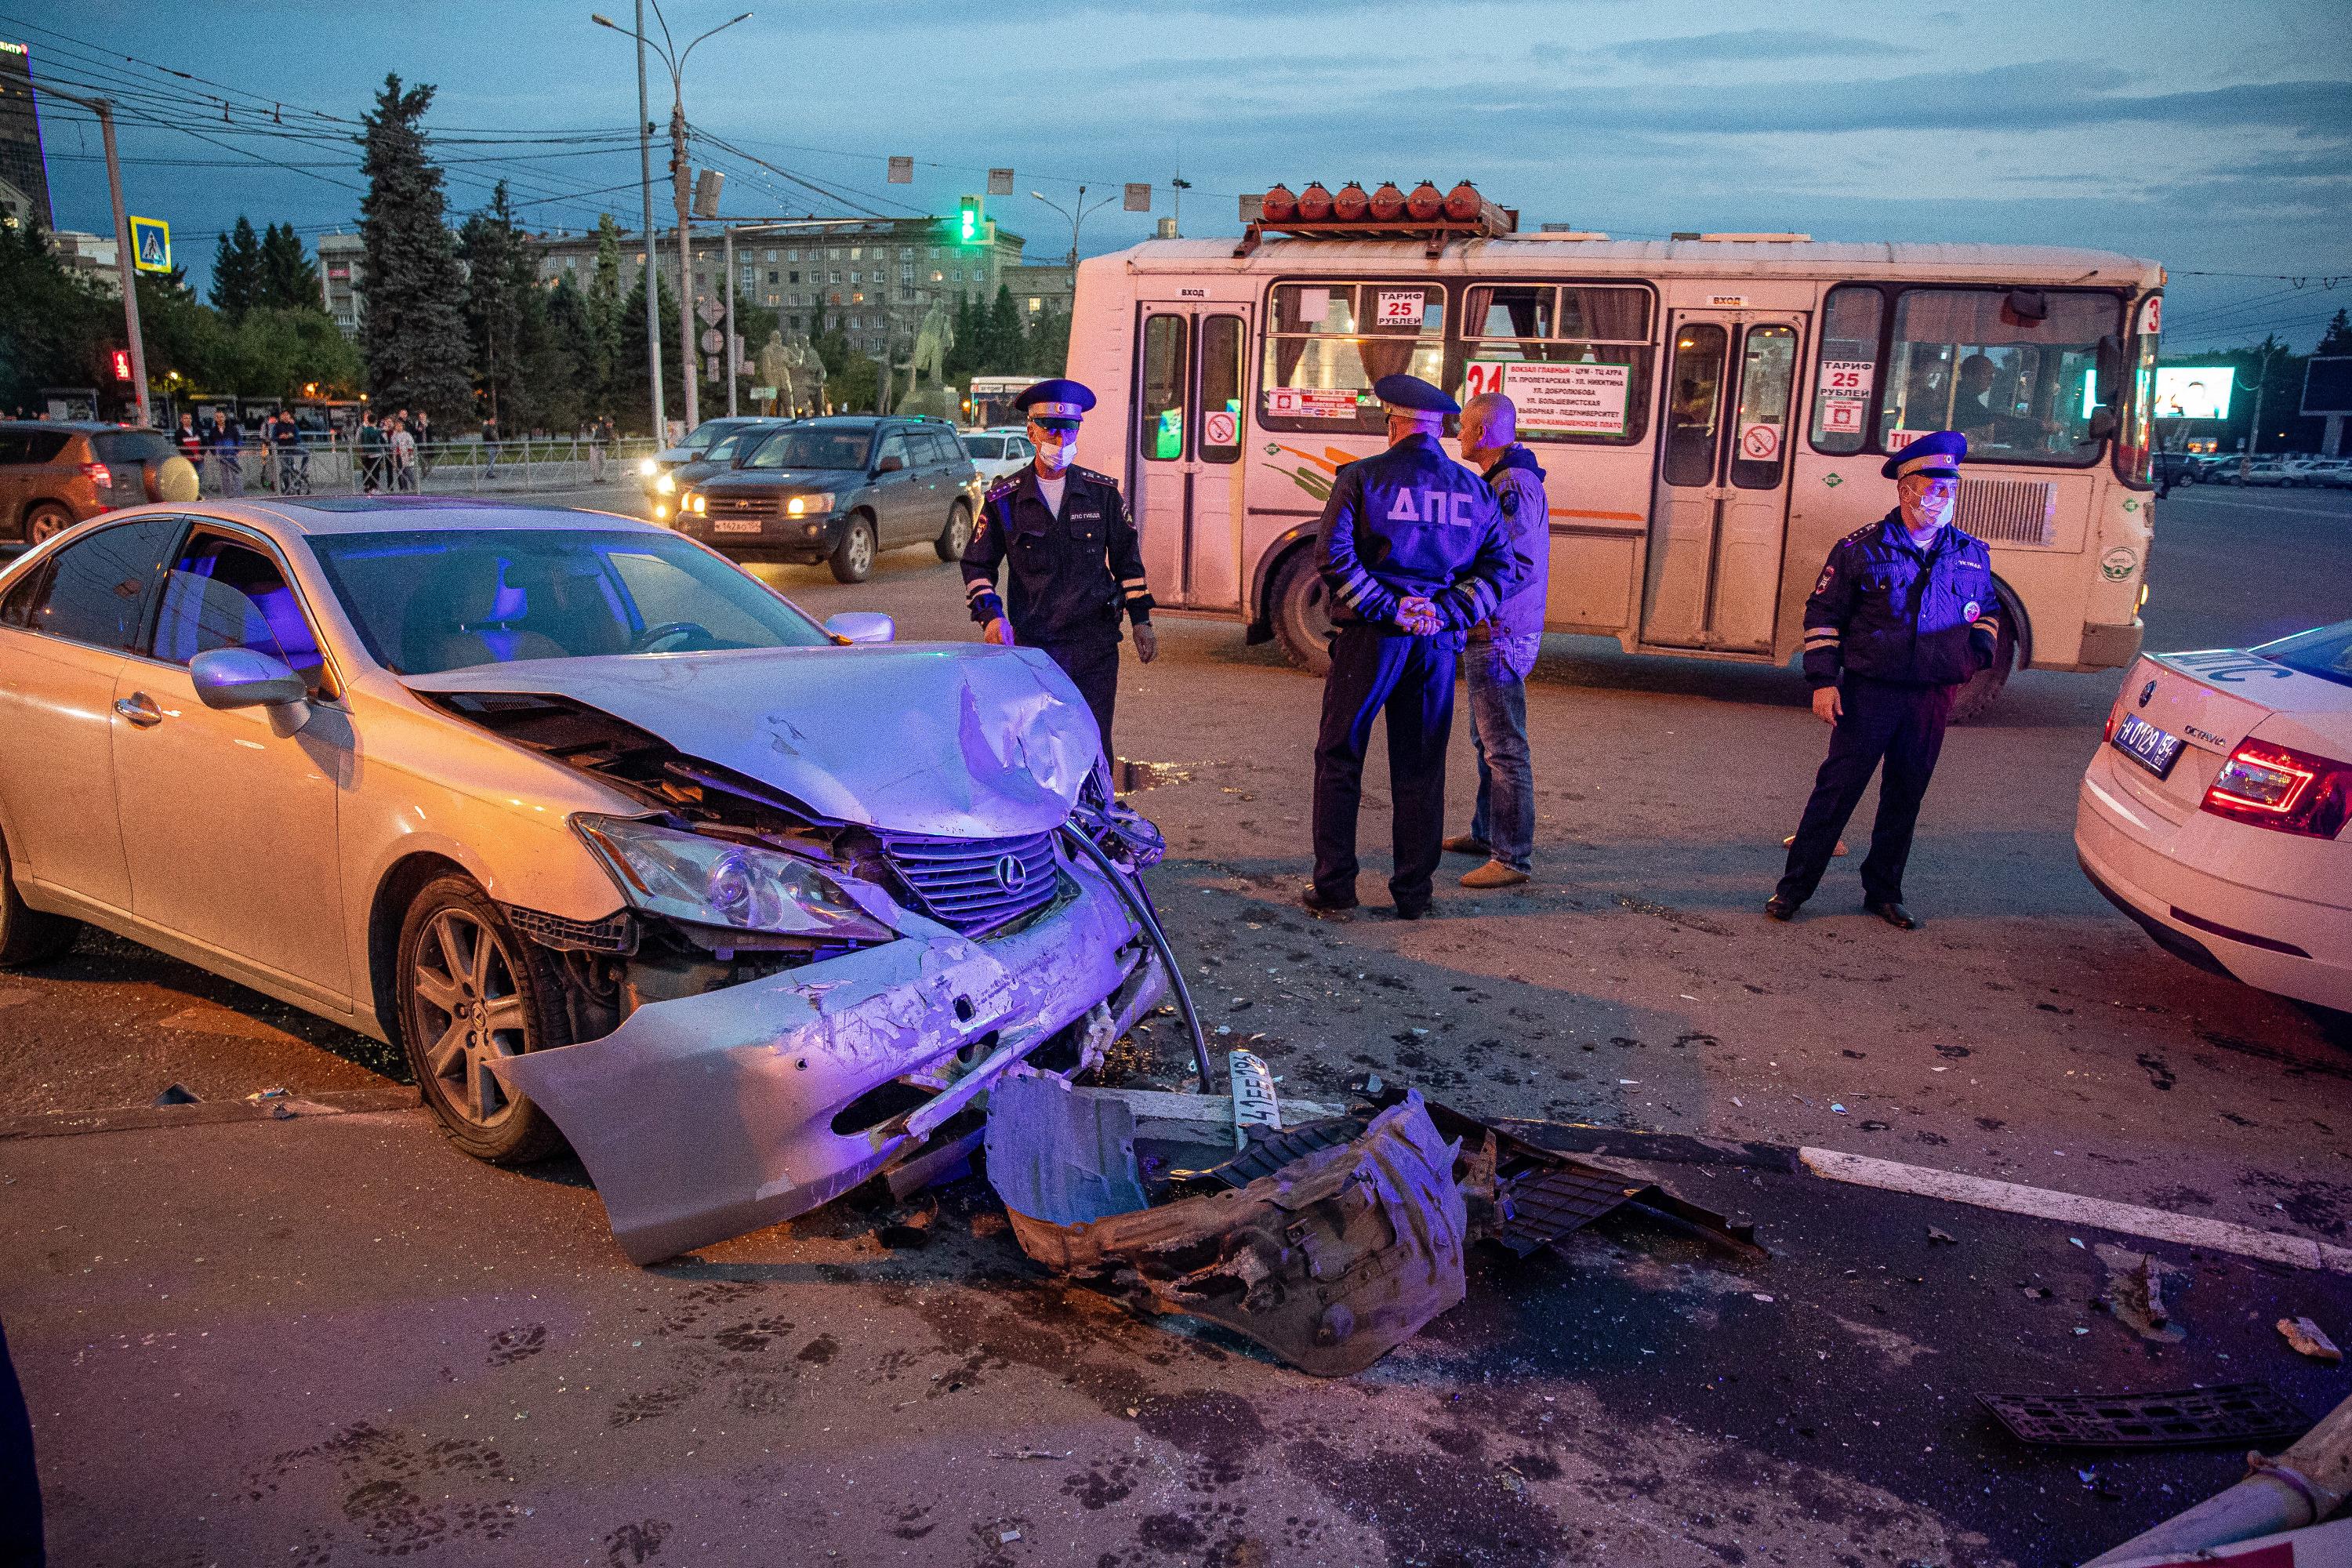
(114, 692), (164, 728)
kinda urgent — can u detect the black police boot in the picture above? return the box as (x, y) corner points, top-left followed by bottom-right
(1764, 895), (1800, 923)
(1392, 899), (1432, 921)
(1864, 898), (1918, 930)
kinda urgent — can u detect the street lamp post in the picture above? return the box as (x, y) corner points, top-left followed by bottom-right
(1029, 185), (1119, 270)
(593, 3), (750, 437)
(43, 88), (150, 426)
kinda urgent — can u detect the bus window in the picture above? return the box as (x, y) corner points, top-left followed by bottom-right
(1142, 314), (1189, 460)
(2113, 303), (2158, 488)
(1200, 314), (1244, 464)
(1457, 284), (1652, 445)
(1662, 324), (1727, 487)
(1729, 325), (1796, 490)
(1260, 281), (1445, 435)
(1809, 284), (1882, 455)
(1881, 289), (2119, 467)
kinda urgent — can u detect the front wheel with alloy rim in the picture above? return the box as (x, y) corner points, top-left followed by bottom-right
(396, 875), (573, 1163)
(24, 504), (74, 545)
(830, 512), (877, 583)
(935, 501), (972, 561)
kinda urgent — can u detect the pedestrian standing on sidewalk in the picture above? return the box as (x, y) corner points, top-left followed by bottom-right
(209, 413), (245, 497)
(390, 416), (418, 493)
(1443, 391), (1551, 888)
(175, 412), (202, 474)
(588, 413), (612, 483)
(1767, 430), (1998, 930)
(1302, 374), (1524, 921)
(411, 409), (432, 478)
(358, 410), (386, 493)
(481, 414), (501, 481)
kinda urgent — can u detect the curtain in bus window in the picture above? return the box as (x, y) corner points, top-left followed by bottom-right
(1558, 287), (1648, 344)
(1809, 285), (1882, 456)
(1467, 285), (1550, 348)
(1200, 316), (1244, 464)
(1730, 325), (1796, 490)
(1142, 314), (1189, 461)
(1663, 324), (1727, 487)
(1359, 285), (1442, 383)
(1882, 289), (2118, 466)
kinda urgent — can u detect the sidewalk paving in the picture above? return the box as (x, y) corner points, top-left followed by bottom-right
(6, 1101), (2349, 1566)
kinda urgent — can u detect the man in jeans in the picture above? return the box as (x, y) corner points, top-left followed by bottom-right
(1443, 391), (1549, 887)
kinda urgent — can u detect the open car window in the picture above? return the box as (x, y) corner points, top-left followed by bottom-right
(309, 528), (833, 675)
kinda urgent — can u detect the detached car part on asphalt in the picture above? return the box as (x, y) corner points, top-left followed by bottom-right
(982, 1076), (1762, 1376)
(0, 499), (1177, 1264)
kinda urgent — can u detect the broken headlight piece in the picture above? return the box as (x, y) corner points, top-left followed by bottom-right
(575, 815), (893, 942)
(1069, 773), (1166, 873)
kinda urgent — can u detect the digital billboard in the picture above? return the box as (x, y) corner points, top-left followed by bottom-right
(2303, 356), (2352, 418)
(2154, 367), (2232, 420)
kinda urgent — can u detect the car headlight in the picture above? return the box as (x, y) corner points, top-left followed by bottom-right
(638, 457), (659, 477)
(575, 816), (892, 941)
(655, 471), (677, 495)
(786, 491), (836, 516)
(684, 490), (705, 514)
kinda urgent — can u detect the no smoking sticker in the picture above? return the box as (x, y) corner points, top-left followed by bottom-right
(1204, 411), (1236, 446)
(1739, 423), (1781, 461)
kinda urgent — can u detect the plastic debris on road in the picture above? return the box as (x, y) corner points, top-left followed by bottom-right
(2279, 1316), (2343, 1363)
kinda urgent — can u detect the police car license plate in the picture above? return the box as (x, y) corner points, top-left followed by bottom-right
(711, 518), (764, 533)
(2112, 713), (2184, 779)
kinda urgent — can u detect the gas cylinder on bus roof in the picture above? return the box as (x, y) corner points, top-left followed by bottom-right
(1443, 182), (1483, 221)
(1295, 182), (1334, 221)
(1332, 181), (1370, 220)
(1404, 181), (1443, 221)
(1368, 182), (1406, 221)
(1259, 184), (1297, 223)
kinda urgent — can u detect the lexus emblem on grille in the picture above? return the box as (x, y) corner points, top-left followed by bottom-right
(992, 853), (1028, 895)
(2138, 680), (2156, 709)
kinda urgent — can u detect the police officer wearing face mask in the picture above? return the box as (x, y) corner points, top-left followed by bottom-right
(1768, 430), (1998, 929)
(961, 378), (1156, 757)
(1304, 374), (1525, 920)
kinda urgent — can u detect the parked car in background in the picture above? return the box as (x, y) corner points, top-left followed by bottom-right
(639, 417), (774, 511)
(647, 419), (795, 523)
(675, 416), (982, 582)
(2296, 457), (2351, 489)
(0, 423), (199, 543)
(0, 497), (1167, 1264)
(959, 427), (1035, 485)
(2077, 620), (2352, 1016)
(2231, 456), (2318, 486)
(2154, 451), (2200, 489)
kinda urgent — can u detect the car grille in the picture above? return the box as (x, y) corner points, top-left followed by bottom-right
(880, 830), (1060, 935)
(703, 494), (776, 522)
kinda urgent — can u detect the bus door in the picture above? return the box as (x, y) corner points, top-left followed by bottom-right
(1132, 304), (1252, 611)
(1641, 311), (1805, 653)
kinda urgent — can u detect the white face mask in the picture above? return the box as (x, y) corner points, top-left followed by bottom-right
(1033, 429), (1076, 472)
(1906, 481), (1955, 529)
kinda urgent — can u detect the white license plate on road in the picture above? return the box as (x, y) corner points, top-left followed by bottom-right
(712, 519), (764, 534)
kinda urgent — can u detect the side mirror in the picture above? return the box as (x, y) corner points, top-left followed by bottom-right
(875, 454), (906, 474)
(2086, 408), (2120, 440)
(191, 646), (311, 736)
(2094, 335), (2124, 406)
(825, 612), (895, 644)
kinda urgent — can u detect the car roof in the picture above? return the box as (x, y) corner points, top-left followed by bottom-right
(114, 497), (669, 538)
(0, 421), (154, 436)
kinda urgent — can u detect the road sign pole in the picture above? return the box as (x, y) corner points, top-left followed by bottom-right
(724, 227), (738, 417)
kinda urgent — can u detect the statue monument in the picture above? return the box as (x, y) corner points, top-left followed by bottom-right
(897, 298), (957, 419)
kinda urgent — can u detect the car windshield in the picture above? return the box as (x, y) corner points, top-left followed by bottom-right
(963, 436), (1004, 459)
(703, 432), (749, 465)
(682, 421), (746, 453)
(743, 428), (872, 470)
(309, 527), (834, 675)
(2257, 622), (2352, 691)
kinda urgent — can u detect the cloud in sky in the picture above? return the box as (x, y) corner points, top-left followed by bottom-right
(26, 0), (2352, 347)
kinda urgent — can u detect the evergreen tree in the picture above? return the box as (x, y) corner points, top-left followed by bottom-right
(256, 223), (320, 312)
(459, 182), (549, 430)
(614, 269), (684, 434)
(2320, 309), (2352, 356)
(945, 294), (982, 380)
(982, 285), (1023, 374)
(357, 74), (474, 423)
(1023, 306), (1070, 376)
(543, 276), (597, 432)
(208, 217), (262, 318)
(585, 213), (624, 410)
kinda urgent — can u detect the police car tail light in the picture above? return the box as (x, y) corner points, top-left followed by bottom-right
(2201, 740), (2352, 839)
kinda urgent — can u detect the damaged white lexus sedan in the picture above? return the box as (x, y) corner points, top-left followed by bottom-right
(0, 499), (1175, 1261)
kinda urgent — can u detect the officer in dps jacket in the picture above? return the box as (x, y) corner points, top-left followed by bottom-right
(961, 379), (1156, 757)
(1304, 374), (1525, 920)
(1769, 430), (2000, 929)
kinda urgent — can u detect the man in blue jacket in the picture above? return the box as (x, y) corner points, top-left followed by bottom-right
(1305, 375), (1525, 920)
(1769, 430), (1999, 928)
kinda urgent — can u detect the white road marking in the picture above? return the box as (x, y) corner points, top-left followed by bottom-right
(1798, 1147), (2352, 1275)
(2165, 492), (2350, 517)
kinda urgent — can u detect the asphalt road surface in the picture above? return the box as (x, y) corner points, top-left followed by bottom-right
(4, 477), (2349, 1566)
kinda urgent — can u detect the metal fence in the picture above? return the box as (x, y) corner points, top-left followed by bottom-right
(192, 434), (662, 500)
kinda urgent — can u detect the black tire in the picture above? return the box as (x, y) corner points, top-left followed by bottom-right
(395, 874), (573, 1165)
(935, 501), (972, 563)
(1949, 606), (2018, 725)
(24, 504), (73, 545)
(0, 829), (79, 967)
(829, 512), (877, 583)
(1268, 546), (1334, 676)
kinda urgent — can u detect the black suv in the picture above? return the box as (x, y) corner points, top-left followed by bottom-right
(676, 416), (982, 582)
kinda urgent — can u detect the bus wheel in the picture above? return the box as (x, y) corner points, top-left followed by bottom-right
(1949, 612), (2016, 724)
(1269, 548), (1334, 676)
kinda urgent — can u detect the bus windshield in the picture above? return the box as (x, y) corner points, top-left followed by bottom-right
(1878, 289), (2120, 467)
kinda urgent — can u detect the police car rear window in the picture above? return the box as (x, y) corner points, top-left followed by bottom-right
(2258, 622), (2352, 691)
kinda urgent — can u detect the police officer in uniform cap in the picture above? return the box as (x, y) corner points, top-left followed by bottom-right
(1304, 374), (1525, 920)
(961, 378), (1156, 756)
(1768, 430), (1999, 929)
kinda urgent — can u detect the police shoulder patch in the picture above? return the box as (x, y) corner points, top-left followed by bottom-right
(1814, 563), (1836, 594)
(1071, 466), (1117, 488)
(1497, 488), (1519, 518)
(985, 475), (1022, 502)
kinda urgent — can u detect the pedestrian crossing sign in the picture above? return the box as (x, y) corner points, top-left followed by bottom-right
(129, 216), (170, 274)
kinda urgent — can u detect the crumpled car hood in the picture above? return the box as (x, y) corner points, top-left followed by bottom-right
(404, 643), (1099, 837)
